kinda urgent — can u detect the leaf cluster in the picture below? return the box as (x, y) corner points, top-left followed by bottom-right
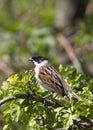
(0, 66), (93, 130)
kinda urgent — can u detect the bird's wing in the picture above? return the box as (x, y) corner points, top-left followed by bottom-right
(38, 64), (65, 96)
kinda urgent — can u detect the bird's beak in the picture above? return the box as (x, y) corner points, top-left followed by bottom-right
(28, 58), (33, 62)
(28, 57), (35, 67)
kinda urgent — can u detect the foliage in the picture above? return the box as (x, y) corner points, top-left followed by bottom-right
(0, 0), (93, 129)
(73, 14), (93, 45)
(0, 65), (93, 130)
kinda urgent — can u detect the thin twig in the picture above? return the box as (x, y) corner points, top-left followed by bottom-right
(56, 34), (82, 72)
(55, 128), (64, 130)
(61, 44), (93, 65)
(80, 116), (93, 126)
(40, 112), (45, 126)
(39, 112), (54, 130)
(45, 124), (54, 130)
(0, 94), (61, 108)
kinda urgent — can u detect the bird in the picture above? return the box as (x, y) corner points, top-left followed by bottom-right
(29, 56), (81, 101)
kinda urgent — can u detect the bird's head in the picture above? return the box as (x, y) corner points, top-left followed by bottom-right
(29, 56), (48, 67)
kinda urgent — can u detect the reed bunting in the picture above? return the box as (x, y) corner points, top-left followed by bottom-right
(29, 56), (81, 100)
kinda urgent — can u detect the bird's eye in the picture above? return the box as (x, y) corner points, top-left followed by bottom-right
(38, 60), (41, 63)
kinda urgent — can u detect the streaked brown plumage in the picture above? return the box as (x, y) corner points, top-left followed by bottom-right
(39, 64), (64, 96)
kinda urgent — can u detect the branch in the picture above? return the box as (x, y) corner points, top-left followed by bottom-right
(56, 34), (82, 72)
(45, 124), (54, 130)
(61, 44), (93, 65)
(39, 112), (54, 130)
(80, 116), (93, 126)
(71, 116), (93, 129)
(0, 94), (61, 108)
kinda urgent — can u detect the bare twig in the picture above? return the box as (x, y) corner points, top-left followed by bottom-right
(61, 44), (93, 65)
(80, 116), (93, 126)
(45, 124), (54, 130)
(39, 112), (54, 130)
(55, 128), (64, 130)
(56, 34), (82, 72)
(40, 112), (45, 126)
(0, 94), (61, 108)
(38, 112), (54, 130)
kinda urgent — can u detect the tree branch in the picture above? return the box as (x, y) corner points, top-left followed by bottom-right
(0, 94), (61, 108)
(80, 116), (93, 126)
(56, 34), (82, 72)
(39, 112), (54, 130)
(61, 44), (93, 65)
(45, 124), (54, 130)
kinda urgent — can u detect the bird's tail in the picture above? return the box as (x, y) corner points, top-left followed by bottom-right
(72, 91), (81, 101)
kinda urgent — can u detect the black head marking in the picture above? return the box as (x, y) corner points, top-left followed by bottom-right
(30, 56), (47, 63)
